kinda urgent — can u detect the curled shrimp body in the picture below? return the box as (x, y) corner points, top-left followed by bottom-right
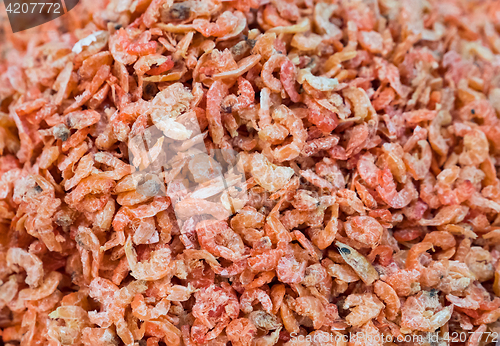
(235, 77), (255, 110)
(374, 280), (400, 320)
(191, 283), (239, 343)
(343, 293), (384, 327)
(376, 169), (418, 209)
(276, 253), (307, 284)
(131, 294), (170, 321)
(401, 291), (453, 332)
(196, 220), (246, 262)
(271, 105), (307, 162)
(262, 54), (286, 93)
(428, 110), (451, 156)
(240, 288), (273, 314)
(280, 58), (300, 102)
(357, 153), (380, 188)
(436, 166), (475, 205)
(207, 81), (229, 146)
(406, 242), (433, 273)
(458, 129), (489, 166)
(226, 318), (257, 346)
(295, 296), (326, 329)
(124, 237), (172, 281)
(193, 11), (239, 38)
(344, 216), (383, 247)
(93, 152), (134, 180)
(403, 140), (432, 180)
(258, 88), (289, 144)
(420, 173), (441, 209)
(422, 231), (456, 250)
(6, 248), (44, 288)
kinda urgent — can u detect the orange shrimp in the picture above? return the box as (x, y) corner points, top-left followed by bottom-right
(343, 293), (384, 327)
(271, 105), (307, 162)
(240, 288), (273, 314)
(196, 220), (246, 262)
(206, 81), (229, 146)
(193, 11), (239, 38)
(226, 318), (257, 346)
(376, 169), (418, 209)
(401, 291), (453, 332)
(124, 238), (172, 281)
(374, 280), (400, 321)
(404, 140), (432, 180)
(6, 248), (44, 288)
(344, 216), (383, 248)
(436, 166), (475, 205)
(131, 294), (170, 321)
(357, 153), (380, 188)
(191, 283), (239, 343)
(295, 296), (326, 329)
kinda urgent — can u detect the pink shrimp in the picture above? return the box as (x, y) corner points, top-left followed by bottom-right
(276, 253), (307, 284)
(93, 152), (134, 180)
(304, 97), (338, 133)
(403, 126), (428, 152)
(367, 245), (393, 266)
(192, 11), (239, 38)
(6, 248), (44, 287)
(65, 110), (101, 130)
(374, 280), (400, 321)
(436, 166), (475, 205)
(174, 198), (230, 220)
(280, 58), (300, 102)
(191, 283), (239, 343)
(271, 105), (307, 161)
(235, 77), (255, 110)
(196, 220), (246, 262)
(406, 242), (433, 273)
(65, 176), (115, 205)
(226, 318), (257, 346)
(64, 154), (94, 190)
(343, 293), (384, 327)
(376, 169), (418, 209)
(206, 81), (228, 145)
(422, 231), (456, 250)
(295, 296), (326, 329)
(240, 288), (273, 314)
(131, 294), (170, 321)
(261, 54), (286, 93)
(459, 129), (490, 166)
(247, 249), (283, 272)
(420, 173), (441, 209)
(403, 140), (432, 180)
(293, 230), (319, 261)
(357, 153), (380, 188)
(401, 291), (453, 332)
(344, 216), (383, 247)
(385, 269), (421, 297)
(124, 238), (172, 281)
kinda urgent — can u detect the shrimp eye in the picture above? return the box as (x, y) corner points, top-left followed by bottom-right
(165, 2), (191, 21)
(54, 124), (70, 141)
(339, 247), (351, 255)
(143, 83), (159, 100)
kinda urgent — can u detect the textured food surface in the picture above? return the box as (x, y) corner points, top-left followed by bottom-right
(1, 0), (500, 345)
